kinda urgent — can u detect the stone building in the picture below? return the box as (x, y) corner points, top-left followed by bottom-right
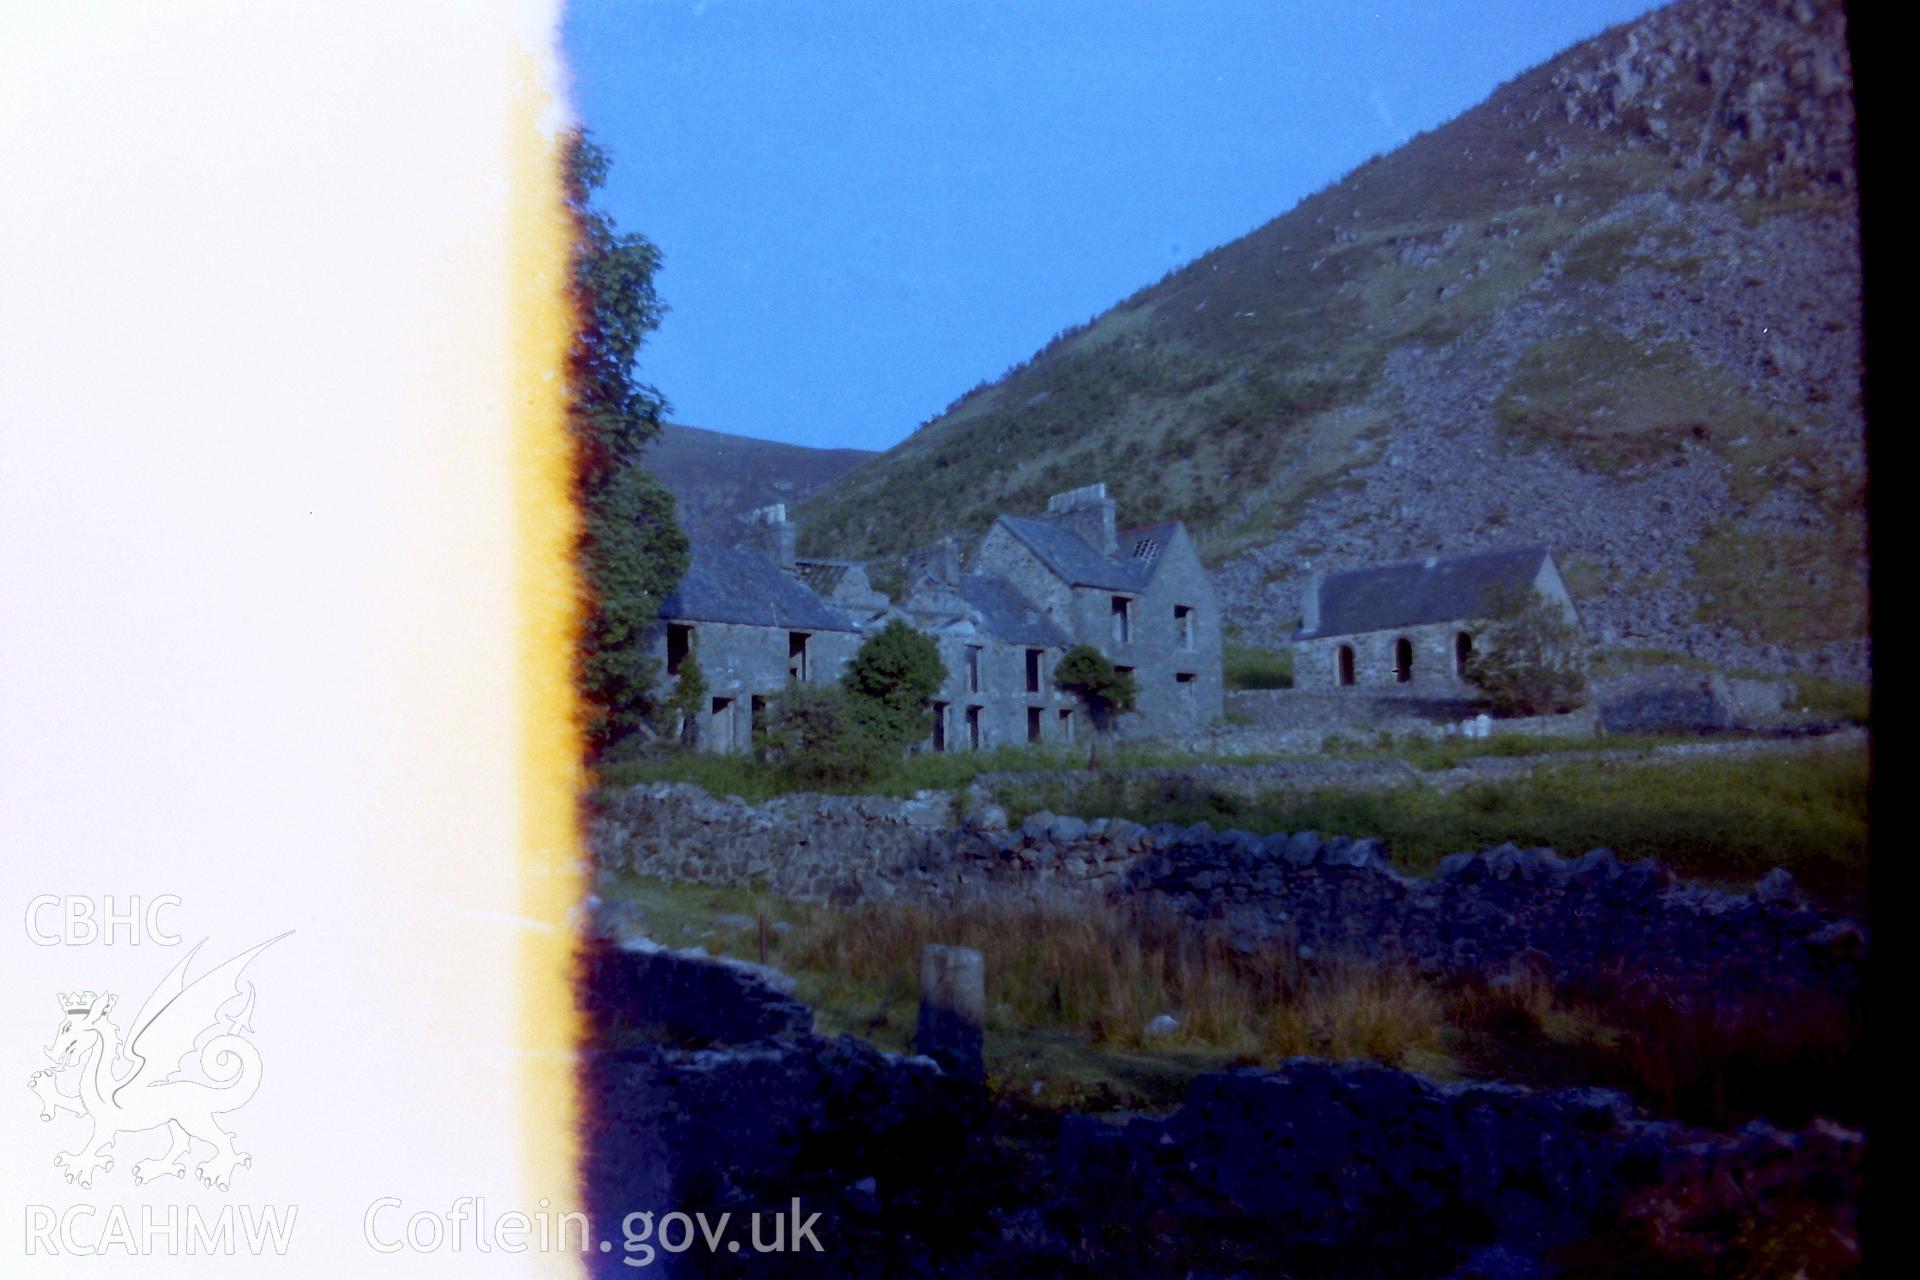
(652, 541), (865, 752)
(1290, 545), (1577, 691)
(647, 484), (1225, 752)
(971, 484), (1224, 740)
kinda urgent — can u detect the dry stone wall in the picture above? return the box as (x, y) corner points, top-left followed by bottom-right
(590, 777), (1865, 1003)
(577, 936), (1865, 1278)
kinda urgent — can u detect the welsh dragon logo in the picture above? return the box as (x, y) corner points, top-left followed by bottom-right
(28, 934), (289, 1191)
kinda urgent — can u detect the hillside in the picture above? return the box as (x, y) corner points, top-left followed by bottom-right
(795, 0), (1865, 674)
(645, 423), (874, 546)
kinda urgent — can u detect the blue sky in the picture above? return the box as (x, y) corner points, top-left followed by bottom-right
(563, 0), (1660, 452)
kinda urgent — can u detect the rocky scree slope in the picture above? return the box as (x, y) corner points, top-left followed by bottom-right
(797, 0), (1864, 675)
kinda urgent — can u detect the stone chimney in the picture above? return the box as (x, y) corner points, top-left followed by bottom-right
(1298, 570), (1322, 635)
(743, 502), (796, 568)
(905, 536), (962, 590)
(1045, 482), (1117, 556)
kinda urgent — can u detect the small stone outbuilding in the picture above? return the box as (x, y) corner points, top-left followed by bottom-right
(1291, 545), (1577, 691)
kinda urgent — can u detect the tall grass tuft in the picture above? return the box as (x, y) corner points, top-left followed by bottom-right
(783, 896), (1445, 1067)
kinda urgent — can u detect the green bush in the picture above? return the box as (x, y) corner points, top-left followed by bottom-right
(757, 685), (889, 790)
(842, 618), (948, 750)
(1054, 645), (1140, 763)
(663, 653), (707, 746)
(1464, 587), (1590, 715)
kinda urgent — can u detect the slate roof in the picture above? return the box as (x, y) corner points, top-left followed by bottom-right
(1119, 522), (1181, 579)
(659, 545), (861, 632)
(956, 574), (1072, 648)
(792, 559), (852, 597)
(998, 516), (1145, 591)
(1295, 545), (1552, 640)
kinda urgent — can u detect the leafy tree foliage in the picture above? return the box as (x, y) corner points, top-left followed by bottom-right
(1053, 644), (1139, 764)
(757, 685), (888, 790)
(665, 652), (708, 747)
(564, 130), (690, 754)
(842, 619), (948, 751)
(1464, 586), (1590, 715)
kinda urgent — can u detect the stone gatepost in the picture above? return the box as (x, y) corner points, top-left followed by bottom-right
(915, 944), (985, 1081)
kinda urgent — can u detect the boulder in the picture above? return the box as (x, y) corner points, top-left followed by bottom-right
(1753, 866), (1800, 905)
(1046, 814), (1091, 844)
(1143, 1013), (1181, 1039)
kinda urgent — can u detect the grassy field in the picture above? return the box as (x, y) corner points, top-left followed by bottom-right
(600, 875), (1450, 1109)
(594, 728), (1680, 800)
(598, 723), (1867, 1116)
(599, 871), (1863, 1126)
(594, 739), (1293, 803)
(1791, 675), (1870, 726)
(990, 746), (1869, 905)
(1318, 729), (1697, 770)
(599, 734), (1869, 909)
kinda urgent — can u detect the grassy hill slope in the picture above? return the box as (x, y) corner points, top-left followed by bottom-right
(796, 0), (1864, 672)
(645, 423), (874, 547)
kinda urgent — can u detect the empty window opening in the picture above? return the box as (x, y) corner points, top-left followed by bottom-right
(1111, 596), (1133, 644)
(965, 645), (983, 694)
(750, 695), (767, 741)
(666, 624), (693, 676)
(1025, 648), (1043, 694)
(965, 705), (983, 751)
(931, 701), (949, 753)
(787, 631), (811, 682)
(1394, 637), (1413, 684)
(1454, 631), (1473, 677)
(1027, 707), (1044, 742)
(1174, 605), (1196, 651)
(1058, 708), (1075, 741)
(710, 696), (735, 752)
(1336, 645), (1356, 687)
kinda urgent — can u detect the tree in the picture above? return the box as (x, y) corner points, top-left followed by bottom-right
(1052, 644), (1139, 766)
(564, 130), (691, 755)
(757, 685), (888, 790)
(1463, 586), (1590, 716)
(841, 619), (948, 751)
(664, 652), (708, 747)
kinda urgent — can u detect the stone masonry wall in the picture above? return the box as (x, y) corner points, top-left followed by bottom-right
(578, 934), (1865, 1278)
(1294, 618), (1478, 693)
(650, 618), (865, 753)
(590, 778), (1865, 1003)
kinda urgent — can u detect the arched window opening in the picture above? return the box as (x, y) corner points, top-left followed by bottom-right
(1393, 637), (1413, 684)
(1454, 631), (1473, 677)
(1336, 645), (1356, 687)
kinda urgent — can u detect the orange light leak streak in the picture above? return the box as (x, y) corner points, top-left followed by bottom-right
(509, 44), (588, 1268)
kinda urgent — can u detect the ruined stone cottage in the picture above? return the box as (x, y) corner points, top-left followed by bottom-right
(1291, 545), (1576, 690)
(649, 483), (1224, 751)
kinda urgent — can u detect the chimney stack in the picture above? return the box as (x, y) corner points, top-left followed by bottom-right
(743, 502), (796, 568)
(905, 536), (962, 590)
(1045, 482), (1117, 556)
(1298, 569), (1322, 635)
